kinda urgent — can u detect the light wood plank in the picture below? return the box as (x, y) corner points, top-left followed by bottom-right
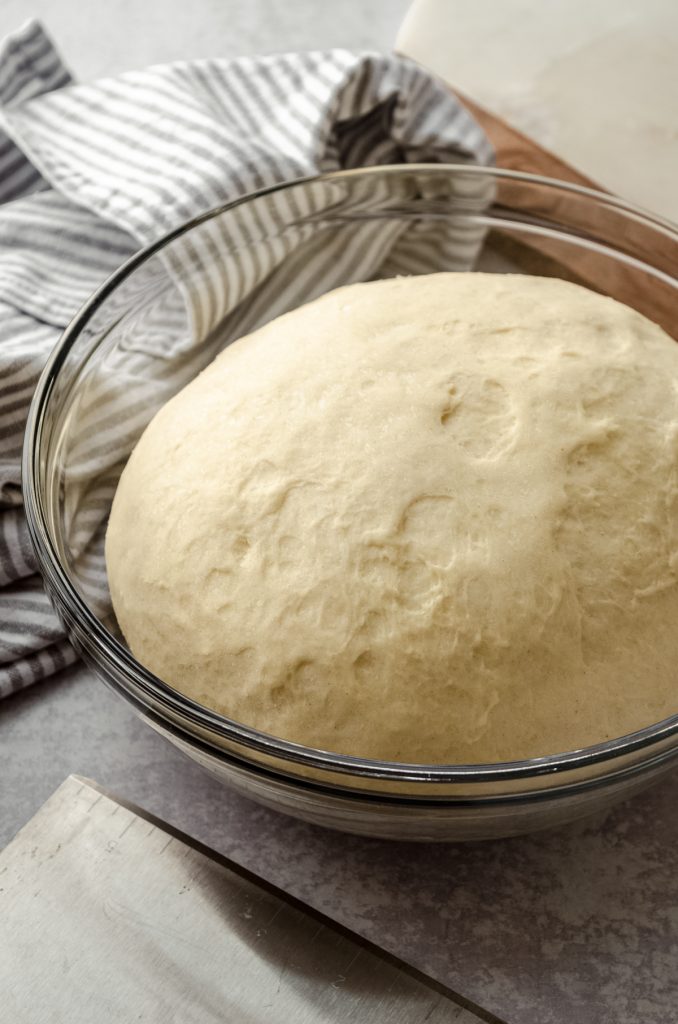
(0, 776), (495, 1024)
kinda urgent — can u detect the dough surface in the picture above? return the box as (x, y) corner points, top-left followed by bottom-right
(105, 273), (678, 763)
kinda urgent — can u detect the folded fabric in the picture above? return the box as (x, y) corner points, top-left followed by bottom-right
(0, 19), (493, 699)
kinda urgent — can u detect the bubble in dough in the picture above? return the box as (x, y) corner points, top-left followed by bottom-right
(105, 273), (678, 763)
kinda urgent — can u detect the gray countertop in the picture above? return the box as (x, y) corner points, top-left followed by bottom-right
(0, 0), (410, 81)
(2, 4), (678, 1024)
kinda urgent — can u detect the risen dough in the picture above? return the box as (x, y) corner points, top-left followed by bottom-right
(106, 273), (678, 763)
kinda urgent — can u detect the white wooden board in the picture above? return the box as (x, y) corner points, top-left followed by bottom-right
(0, 777), (491, 1023)
(397, 0), (678, 221)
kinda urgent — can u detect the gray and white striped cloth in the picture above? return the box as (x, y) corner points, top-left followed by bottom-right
(0, 19), (492, 699)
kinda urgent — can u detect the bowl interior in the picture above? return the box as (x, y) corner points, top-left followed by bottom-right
(26, 164), (678, 790)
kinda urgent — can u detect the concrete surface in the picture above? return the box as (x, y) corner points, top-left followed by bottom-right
(0, 1), (410, 81)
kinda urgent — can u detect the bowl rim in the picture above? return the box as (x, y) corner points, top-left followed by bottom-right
(22, 162), (678, 785)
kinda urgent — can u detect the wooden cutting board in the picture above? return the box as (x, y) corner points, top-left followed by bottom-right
(0, 776), (496, 1024)
(463, 95), (677, 339)
(396, 2), (678, 341)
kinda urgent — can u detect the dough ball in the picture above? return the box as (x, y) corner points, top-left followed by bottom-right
(105, 273), (678, 763)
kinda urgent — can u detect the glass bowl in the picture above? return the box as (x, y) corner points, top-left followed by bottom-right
(23, 165), (678, 841)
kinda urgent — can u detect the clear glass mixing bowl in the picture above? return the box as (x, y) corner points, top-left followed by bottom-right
(23, 165), (678, 840)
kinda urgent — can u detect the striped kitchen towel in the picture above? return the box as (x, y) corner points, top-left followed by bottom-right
(0, 19), (493, 699)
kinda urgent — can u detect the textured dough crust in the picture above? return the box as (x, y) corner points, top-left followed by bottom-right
(105, 273), (678, 763)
